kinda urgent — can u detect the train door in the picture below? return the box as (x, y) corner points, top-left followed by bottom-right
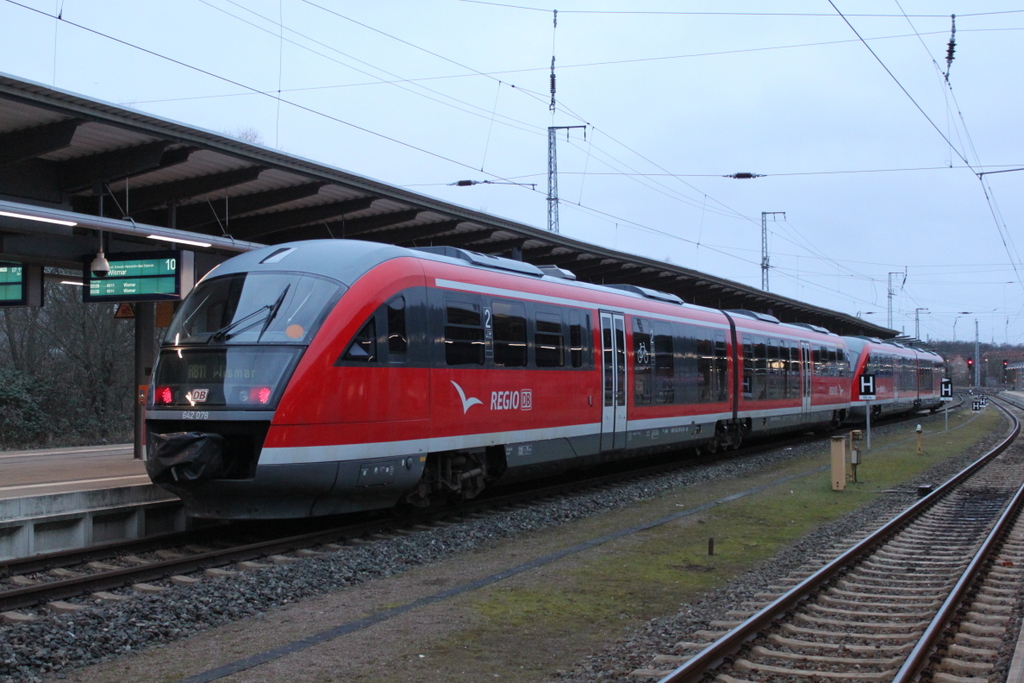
(600, 312), (628, 450)
(800, 341), (813, 421)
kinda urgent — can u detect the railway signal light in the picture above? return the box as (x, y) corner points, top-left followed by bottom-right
(967, 357), (974, 367)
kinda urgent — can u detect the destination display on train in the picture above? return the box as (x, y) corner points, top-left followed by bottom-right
(83, 250), (194, 303)
(0, 262), (25, 304)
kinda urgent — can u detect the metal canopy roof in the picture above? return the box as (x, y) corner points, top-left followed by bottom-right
(0, 72), (895, 338)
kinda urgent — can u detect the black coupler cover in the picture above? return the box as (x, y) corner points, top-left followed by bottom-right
(147, 432), (227, 484)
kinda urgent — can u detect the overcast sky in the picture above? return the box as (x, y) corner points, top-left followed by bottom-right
(2, 0), (1022, 344)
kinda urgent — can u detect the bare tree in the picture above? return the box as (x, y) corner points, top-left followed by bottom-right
(0, 279), (134, 447)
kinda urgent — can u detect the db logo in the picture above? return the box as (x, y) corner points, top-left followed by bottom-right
(520, 389), (533, 411)
(490, 389), (533, 411)
(186, 388), (209, 405)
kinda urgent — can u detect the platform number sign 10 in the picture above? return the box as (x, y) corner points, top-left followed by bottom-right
(858, 373), (876, 401)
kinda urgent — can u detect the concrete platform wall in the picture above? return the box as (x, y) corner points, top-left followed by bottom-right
(0, 486), (185, 560)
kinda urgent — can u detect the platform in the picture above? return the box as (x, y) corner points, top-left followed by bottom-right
(0, 444), (185, 560)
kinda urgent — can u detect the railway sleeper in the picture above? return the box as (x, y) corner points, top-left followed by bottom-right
(732, 657), (896, 680)
(794, 613), (930, 631)
(829, 587), (939, 602)
(803, 603), (934, 620)
(817, 593), (941, 610)
(954, 632), (1002, 649)
(936, 658), (994, 678)
(968, 597), (1013, 612)
(749, 645), (902, 668)
(947, 643), (1000, 659)
(781, 623), (922, 642)
(959, 621), (1004, 638)
(767, 634), (913, 655)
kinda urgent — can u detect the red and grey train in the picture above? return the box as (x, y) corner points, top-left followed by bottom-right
(145, 240), (940, 519)
(844, 336), (944, 420)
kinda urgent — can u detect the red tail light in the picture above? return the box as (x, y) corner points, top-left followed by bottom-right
(249, 387), (272, 404)
(155, 386), (173, 405)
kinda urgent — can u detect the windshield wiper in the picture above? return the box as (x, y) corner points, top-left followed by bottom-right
(208, 305), (271, 343)
(256, 285), (290, 343)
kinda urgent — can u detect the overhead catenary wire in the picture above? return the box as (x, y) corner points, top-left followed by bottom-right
(456, 2), (1024, 20)
(128, 25), (1024, 108)
(892, 1), (1024, 297)
(12, 0), (1020, 339)
(827, 0), (971, 168)
(6, 0), (541, 189)
(198, 0), (760, 236)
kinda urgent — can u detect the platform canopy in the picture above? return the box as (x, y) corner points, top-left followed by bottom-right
(0, 72), (894, 338)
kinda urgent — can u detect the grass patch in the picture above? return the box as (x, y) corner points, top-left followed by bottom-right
(430, 407), (1004, 681)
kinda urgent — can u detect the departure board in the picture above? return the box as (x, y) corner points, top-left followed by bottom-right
(83, 250), (194, 303)
(0, 262), (25, 304)
(0, 262), (43, 307)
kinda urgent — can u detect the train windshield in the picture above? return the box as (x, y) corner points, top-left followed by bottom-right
(152, 346), (300, 409)
(165, 272), (342, 345)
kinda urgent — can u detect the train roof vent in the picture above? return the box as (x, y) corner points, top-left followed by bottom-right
(788, 322), (832, 335)
(413, 246), (545, 277)
(537, 265), (577, 280)
(727, 309), (780, 324)
(259, 247), (296, 264)
(606, 284), (684, 305)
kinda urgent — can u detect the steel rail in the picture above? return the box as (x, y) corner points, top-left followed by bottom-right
(0, 526), (227, 577)
(1, 398), (966, 613)
(0, 441), (744, 612)
(892, 395), (1024, 682)
(657, 396), (1019, 683)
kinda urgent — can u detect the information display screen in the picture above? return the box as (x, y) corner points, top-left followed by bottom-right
(0, 262), (26, 305)
(83, 250), (194, 303)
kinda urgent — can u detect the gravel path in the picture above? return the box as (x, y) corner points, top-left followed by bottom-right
(0, 412), (993, 683)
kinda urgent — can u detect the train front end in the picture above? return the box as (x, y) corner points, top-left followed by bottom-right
(145, 249), (346, 518)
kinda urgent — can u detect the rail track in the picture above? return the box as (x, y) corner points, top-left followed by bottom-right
(631, 394), (1022, 683)
(0, 400), (964, 622)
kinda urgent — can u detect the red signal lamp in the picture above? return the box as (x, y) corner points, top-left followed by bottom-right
(248, 387), (272, 404)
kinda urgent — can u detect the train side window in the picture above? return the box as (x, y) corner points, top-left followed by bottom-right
(633, 318), (653, 405)
(714, 331), (728, 402)
(535, 310), (565, 367)
(837, 348), (847, 376)
(445, 300), (485, 366)
(696, 333), (714, 403)
(753, 336), (767, 400)
(767, 339), (781, 399)
(614, 317), (627, 406)
(341, 317), (377, 363)
(788, 342), (801, 397)
(828, 348), (838, 377)
(654, 321), (675, 404)
(387, 296), (407, 357)
(603, 324), (614, 406)
(493, 300), (527, 367)
(742, 336), (754, 399)
(569, 310), (584, 368)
